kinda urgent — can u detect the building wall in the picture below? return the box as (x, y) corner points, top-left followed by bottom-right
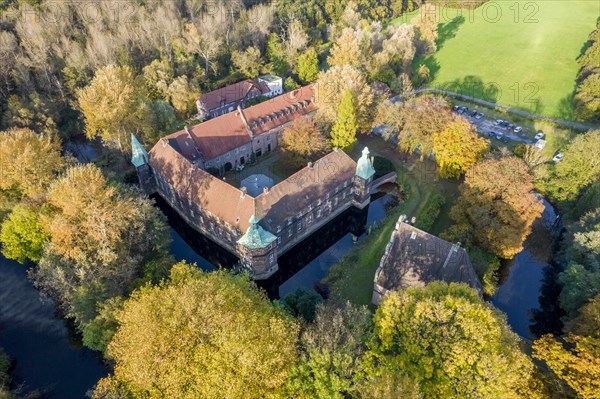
(206, 87), (263, 118)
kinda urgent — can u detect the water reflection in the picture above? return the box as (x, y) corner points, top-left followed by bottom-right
(0, 258), (107, 399)
(491, 199), (560, 339)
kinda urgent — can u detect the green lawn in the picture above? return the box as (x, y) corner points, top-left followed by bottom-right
(415, 1), (599, 121)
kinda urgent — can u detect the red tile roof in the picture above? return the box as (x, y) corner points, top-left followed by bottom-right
(199, 79), (267, 111)
(158, 85), (317, 161)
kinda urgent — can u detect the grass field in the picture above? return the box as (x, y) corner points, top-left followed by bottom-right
(414, 1), (599, 121)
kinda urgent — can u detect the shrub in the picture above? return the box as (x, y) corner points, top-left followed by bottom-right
(415, 193), (446, 231)
(373, 156), (395, 179)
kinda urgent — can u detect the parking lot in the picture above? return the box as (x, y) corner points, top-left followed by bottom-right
(453, 106), (534, 145)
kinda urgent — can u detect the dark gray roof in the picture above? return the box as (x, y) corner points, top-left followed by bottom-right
(375, 216), (482, 296)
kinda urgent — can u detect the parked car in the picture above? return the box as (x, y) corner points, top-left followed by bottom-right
(514, 126), (522, 133)
(500, 121), (509, 127)
(458, 106), (468, 114)
(502, 137), (510, 143)
(488, 131), (496, 137)
(476, 112), (484, 119)
(535, 132), (544, 140)
(507, 123), (515, 130)
(496, 132), (504, 140)
(469, 110), (478, 117)
(453, 105), (459, 112)
(495, 119), (503, 125)
(553, 153), (564, 162)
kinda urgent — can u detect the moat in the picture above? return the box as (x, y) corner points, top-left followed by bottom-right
(0, 193), (560, 398)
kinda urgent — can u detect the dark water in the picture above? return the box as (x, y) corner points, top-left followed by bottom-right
(0, 259), (107, 399)
(491, 199), (560, 339)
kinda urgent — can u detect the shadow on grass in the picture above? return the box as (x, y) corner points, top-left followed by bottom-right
(436, 15), (465, 51)
(437, 75), (501, 103)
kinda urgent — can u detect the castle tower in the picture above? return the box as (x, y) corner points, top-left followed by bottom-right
(236, 215), (279, 279)
(131, 133), (156, 194)
(353, 147), (376, 209)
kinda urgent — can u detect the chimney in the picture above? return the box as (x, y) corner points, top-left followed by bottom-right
(240, 187), (247, 198)
(410, 216), (416, 225)
(307, 161), (313, 168)
(161, 138), (168, 148)
(263, 186), (270, 194)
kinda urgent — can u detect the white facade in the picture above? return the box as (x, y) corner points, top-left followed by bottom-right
(258, 74), (283, 98)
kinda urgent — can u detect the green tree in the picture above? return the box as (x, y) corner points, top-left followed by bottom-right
(330, 89), (358, 150)
(298, 48), (320, 83)
(142, 58), (174, 101)
(78, 65), (149, 153)
(167, 75), (200, 117)
(316, 65), (374, 132)
(432, 118), (489, 179)
(0, 203), (48, 263)
(449, 156), (544, 258)
(232, 46), (263, 78)
(280, 117), (330, 169)
(94, 263), (299, 399)
(574, 73), (600, 122)
(281, 288), (323, 322)
(366, 282), (538, 399)
(286, 302), (372, 399)
(547, 129), (600, 202)
(82, 296), (124, 353)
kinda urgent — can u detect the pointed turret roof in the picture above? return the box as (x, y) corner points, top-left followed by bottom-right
(237, 215), (277, 249)
(356, 147), (376, 180)
(131, 134), (149, 168)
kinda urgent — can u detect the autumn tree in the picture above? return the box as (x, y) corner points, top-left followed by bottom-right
(31, 164), (170, 316)
(432, 118), (489, 179)
(142, 58), (174, 101)
(286, 302), (372, 399)
(533, 334), (600, 399)
(448, 156), (543, 258)
(0, 127), (65, 201)
(316, 65), (374, 131)
(94, 263), (299, 399)
(547, 129), (600, 202)
(232, 46), (263, 78)
(327, 28), (362, 69)
(376, 96), (453, 156)
(280, 117), (330, 168)
(298, 47), (320, 83)
(412, 3), (438, 56)
(167, 75), (200, 117)
(365, 282), (539, 399)
(182, 19), (224, 78)
(78, 65), (149, 152)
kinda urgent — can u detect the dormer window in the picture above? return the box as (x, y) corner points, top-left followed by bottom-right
(266, 115), (272, 122)
(285, 108), (290, 115)
(273, 113), (278, 120)
(291, 105), (296, 113)
(259, 118), (265, 126)
(251, 121), (258, 129)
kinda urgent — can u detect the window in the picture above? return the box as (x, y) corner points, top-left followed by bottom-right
(277, 237), (281, 245)
(326, 193), (330, 200)
(267, 135), (271, 141)
(317, 209), (322, 218)
(288, 228), (292, 237)
(344, 181), (348, 188)
(269, 253), (274, 264)
(287, 218), (292, 226)
(190, 209), (194, 217)
(334, 197), (339, 206)
(317, 199), (321, 206)
(308, 214), (312, 224)
(276, 226), (282, 233)
(184, 141), (190, 147)
(343, 192), (346, 199)
(297, 223), (302, 232)
(308, 204), (312, 211)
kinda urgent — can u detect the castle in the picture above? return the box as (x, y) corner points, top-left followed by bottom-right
(132, 85), (379, 279)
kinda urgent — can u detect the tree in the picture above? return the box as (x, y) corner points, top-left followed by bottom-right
(547, 129), (600, 202)
(533, 334), (600, 399)
(449, 156), (543, 258)
(280, 117), (330, 168)
(286, 302), (372, 399)
(0, 127), (65, 200)
(574, 73), (600, 122)
(232, 46), (263, 78)
(32, 164), (170, 314)
(142, 58), (173, 101)
(167, 75), (200, 117)
(432, 118), (489, 179)
(366, 282), (538, 399)
(376, 96), (453, 156)
(330, 89), (358, 150)
(557, 208), (600, 317)
(412, 3), (438, 56)
(316, 66), (374, 132)
(0, 203), (48, 263)
(298, 47), (319, 83)
(94, 263), (299, 399)
(327, 28), (362, 69)
(78, 65), (148, 152)
(182, 20), (223, 78)
(281, 288), (323, 322)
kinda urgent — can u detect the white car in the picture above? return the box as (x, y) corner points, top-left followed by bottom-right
(553, 153), (564, 162)
(535, 132), (544, 140)
(495, 119), (503, 125)
(514, 126), (522, 133)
